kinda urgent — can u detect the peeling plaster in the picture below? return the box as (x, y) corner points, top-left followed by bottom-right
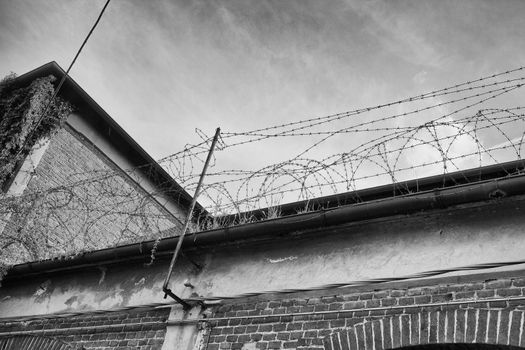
(98, 266), (107, 285)
(33, 280), (52, 303)
(266, 256), (298, 263)
(33, 280), (50, 297)
(126, 285), (162, 306)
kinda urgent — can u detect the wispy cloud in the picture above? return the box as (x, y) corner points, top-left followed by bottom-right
(1, 0), (524, 171)
(347, 1), (447, 69)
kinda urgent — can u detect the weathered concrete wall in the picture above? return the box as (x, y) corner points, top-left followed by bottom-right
(3, 273), (525, 350)
(193, 198), (525, 298)
(1, 196), (525, 318)
(2, 195), (525, 349)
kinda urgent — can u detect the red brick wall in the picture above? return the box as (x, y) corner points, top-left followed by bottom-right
(204, 276), (525, 350)
(0, 308), (170, 350)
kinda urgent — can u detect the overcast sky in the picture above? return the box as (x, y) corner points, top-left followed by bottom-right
(1, 0), (525, 208)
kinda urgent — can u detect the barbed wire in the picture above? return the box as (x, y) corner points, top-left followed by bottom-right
(172, 78), (525, 212)
(1, 66), (525, 264)
(4, 70), (525, 211)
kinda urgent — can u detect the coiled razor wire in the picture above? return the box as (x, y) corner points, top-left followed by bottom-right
(2, 65), (525, 267)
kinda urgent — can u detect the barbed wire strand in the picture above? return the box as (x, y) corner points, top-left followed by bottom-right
(13, 0), (112, 160)
(2, 66), (525, 262)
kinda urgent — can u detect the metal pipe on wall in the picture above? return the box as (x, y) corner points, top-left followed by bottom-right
(162, 128), (221, 309)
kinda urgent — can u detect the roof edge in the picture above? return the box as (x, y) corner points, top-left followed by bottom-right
(216, 158), (525, 223)
(5, 160), (525, 280)
(13, 61), (206, 217)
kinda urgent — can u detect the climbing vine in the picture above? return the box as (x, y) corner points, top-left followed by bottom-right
(0, 73), (179, 276)
(0, 74), (73, 281)
(0, 74), (73, 189)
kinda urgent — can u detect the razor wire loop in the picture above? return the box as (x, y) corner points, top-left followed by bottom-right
(1, 65), (525, 260)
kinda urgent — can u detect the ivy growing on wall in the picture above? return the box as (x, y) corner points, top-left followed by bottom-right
(0, 74), (73, 189)
(0, 73), (179, 279)
(0, 74), (73, 281)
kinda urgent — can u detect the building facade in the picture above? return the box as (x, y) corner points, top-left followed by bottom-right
(1, 157), (525, 349)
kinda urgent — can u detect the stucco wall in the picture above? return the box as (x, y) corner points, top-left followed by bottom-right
(2, 274), (525, 350)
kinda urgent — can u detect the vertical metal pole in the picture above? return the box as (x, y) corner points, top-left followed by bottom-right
(162, 128), (221, 308)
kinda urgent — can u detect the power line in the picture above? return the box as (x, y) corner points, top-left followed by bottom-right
(2, 65), (525, 263)
(3, 74), (525, 210)
(14, 0), (112, 160)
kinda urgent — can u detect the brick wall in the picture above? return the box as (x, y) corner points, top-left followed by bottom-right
(0, 308), (170, 350)
(3, 126), (181, 263)
(2, 276), (524, 350)
(204, 276), (525, 350)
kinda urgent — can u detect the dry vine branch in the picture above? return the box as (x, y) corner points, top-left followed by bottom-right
(0, 76), (181, 269)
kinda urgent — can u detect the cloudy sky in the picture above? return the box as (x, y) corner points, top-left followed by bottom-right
(1, 0), (525, 208)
